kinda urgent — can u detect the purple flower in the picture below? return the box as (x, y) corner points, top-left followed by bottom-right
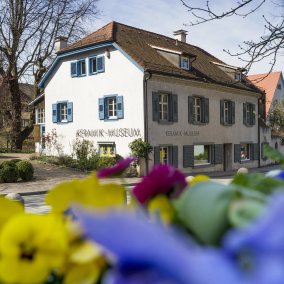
(132, 164), (187, 204)
(97, 157), (136, 178)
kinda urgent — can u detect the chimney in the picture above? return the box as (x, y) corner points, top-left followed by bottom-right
(54, 36), (67, 53)
(173, 30), (188, 43)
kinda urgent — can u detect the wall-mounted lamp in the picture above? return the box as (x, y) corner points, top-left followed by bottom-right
(105, 49), (110, 59)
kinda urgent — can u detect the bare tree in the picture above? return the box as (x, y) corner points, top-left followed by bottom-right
(180, 0), (284, 73)
(0, 0), (99, 149)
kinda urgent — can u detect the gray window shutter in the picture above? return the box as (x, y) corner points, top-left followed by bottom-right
(67, 102), (73, 122)
(234, 144), (241, 163)
(252, 104), (256, 125)
(97, 56), (105, 72)
(71, 62), (77, 77)
(183, 145), (194, 167)
(172, 94), (178, 122)
(152, 92), (159, 122)
(154, 146), (160, 165)
(243, 103), (247, 125)
(252, 143), (259, 160)
(231, 101), (235, 124)
(116, 96), (124, 119)
(220, 100), (224, 125)
(172, 146), (178, 167)
(204, 98), (209, 123)
(52, 104), (57, 123)
(98, 98), (105, 120)
(214, 144), (224, 164)
(188, 96), (194, 124)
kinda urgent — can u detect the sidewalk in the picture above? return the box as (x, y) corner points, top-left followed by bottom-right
(0, 153), (282, 196)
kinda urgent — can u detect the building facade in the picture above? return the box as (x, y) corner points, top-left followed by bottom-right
(39, 21), (263, 173)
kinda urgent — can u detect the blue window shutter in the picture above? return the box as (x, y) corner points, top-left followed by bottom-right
(89, 57), (96, 74)
(71, 62), (77, 77)
(116, 96), (124, 119)
(98, 98), (105, 120)
(97, 56), (105, 72)
(52, 104), (57, 123)
(77, 61), (81, 76)
(67, 102), (73, 122)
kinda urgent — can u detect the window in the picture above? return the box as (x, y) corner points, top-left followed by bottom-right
(241, 144), (251, 161)
(159, 94), (168, 121)
(194, 145), (212, 166)
(243, 103), (255, 126)
(36, 108), (45, 124)
(99, 143), (115, 157)
(188, 96), (209, 124)
(21, 119), (29, 128)
(220, 100), (235, 125)
(152, 92), (178, 123)
(235, 72), (241, 81)
(277, 84), (282, 90)
(180, 56), (190, 70)
(89, 56), (105, 74)
(70, 59), (86, 77)
(154, 145), (178, 167)
(98, 95), (123, 120)
(52, 101), (73, 123)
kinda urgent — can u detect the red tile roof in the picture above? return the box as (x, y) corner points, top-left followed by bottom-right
(59, 21), (261, 94)
(247, 72), (282, 114)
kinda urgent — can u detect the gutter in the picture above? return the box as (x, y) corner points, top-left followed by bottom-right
(143, 71), (152, 174)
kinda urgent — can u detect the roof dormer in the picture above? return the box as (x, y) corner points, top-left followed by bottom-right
(212, 61), (245, 82)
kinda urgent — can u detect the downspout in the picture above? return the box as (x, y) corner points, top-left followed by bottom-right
(258, 93), (265, 168)
(143, 71), (152, 174)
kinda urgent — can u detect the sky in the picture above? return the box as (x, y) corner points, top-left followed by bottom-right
(92, 0), (284, 75)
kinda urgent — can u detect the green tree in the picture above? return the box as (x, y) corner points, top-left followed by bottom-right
(267, 100), (284, 142)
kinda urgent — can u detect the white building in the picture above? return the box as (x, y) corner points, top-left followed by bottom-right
(38, 21), (265, 173)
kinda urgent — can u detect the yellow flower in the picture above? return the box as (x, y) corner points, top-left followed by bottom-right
(0, 214), (68, 284)
(0, 197), (24, 231)
(45, 173), (126, 214)
(63, 240), (105, 284)
(188, 175), (210, 186)
(148, 195), (175, 224)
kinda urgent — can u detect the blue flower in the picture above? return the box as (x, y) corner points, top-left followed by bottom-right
(223, 192), (284, 284)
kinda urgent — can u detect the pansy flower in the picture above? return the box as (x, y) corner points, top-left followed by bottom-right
(97, 157), (136, 178)
(132, 164), (187, 205)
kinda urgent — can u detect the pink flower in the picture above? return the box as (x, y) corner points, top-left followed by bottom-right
(97, 157), (136, 178)
(132, 164), (187, 205)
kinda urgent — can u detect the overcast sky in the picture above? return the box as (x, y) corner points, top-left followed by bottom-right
(92, 0), (284, 75)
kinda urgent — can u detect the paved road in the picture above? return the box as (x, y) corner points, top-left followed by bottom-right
(23, 178), (232, 214)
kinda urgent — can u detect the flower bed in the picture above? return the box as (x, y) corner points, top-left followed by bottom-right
(0, 145), (284, 283)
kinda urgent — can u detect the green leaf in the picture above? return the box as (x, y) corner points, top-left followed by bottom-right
(228, 199), (265, 228)
(232, 173), (284, 194)
(173, 182), (236, 245)
(263, 144), (284, 165)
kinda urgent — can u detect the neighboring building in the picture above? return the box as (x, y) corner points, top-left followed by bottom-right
(248, 71), (284, 116)
(0, 77), (34, 148)
(39, 21), (263, 173)
(248, 71), (284, 166)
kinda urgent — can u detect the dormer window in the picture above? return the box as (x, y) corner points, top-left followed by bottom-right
(235, 72), (242, 81)
(180, 56), (190, 70)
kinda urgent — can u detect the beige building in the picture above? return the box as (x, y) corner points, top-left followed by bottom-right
(39, 22), (263, 173)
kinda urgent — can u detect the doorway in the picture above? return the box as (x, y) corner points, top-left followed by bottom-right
(223, 143), (232, 171)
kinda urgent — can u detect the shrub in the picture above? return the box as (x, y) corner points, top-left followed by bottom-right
(129, 138), (153, 158)
(97, 156), (117, 169)
(0, 166), (18, 183)
(16, 160), (34, 181)
(0, 160), (16, 169)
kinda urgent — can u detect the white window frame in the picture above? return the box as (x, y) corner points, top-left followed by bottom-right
(59, 103), (68, 122)
(159, 94), (169, 121)
(106, 97), (117, 119)
(194, 144), (212, 166)
(193, 97), (201, 122)
(246, 103), (253, 125)
(36, 108), (45, 124)
(78, 59), (86, 76)
(180, 56), (190, 70)
(235, 72), (241, 81)
(224, 100), (230, 124)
